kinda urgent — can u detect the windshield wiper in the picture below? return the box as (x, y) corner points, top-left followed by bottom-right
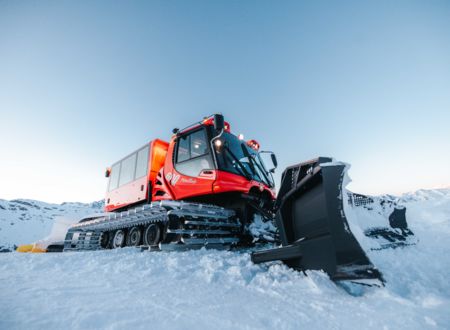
(241, 144), (258, 176)
(251, 155), (273, 187)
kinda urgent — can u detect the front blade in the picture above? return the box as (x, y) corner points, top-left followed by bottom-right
(253, 158), (384, 283)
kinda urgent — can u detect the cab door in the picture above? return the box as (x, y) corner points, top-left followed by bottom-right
(165, 128), (216, 200)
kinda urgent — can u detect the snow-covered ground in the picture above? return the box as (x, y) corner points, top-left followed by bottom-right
(0, 189), (449, 329)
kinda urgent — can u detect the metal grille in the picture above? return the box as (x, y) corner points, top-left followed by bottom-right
(348, 193), (374, 207)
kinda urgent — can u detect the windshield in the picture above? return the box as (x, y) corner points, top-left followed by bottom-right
(214, 132), (274, 187)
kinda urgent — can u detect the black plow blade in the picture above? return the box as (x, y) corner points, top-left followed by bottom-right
(251, 157), (384, 284)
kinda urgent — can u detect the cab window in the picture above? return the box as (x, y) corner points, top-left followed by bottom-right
(108, 162), (121, 191)
(135, 146), (149, 179)
(119, 153), (137, 186)
(175, 129), (213, 177)
(177, 135), (190, 162)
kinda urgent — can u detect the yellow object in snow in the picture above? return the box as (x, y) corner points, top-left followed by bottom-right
(16, 244), (34, 252)
(31, 244), (47, 253)
(16, 243), (47, 253)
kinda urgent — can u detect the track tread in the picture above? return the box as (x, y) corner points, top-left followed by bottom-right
(64, 201), (240, 251)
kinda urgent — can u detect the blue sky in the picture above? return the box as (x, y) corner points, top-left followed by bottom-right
(1, 0), (449, 203)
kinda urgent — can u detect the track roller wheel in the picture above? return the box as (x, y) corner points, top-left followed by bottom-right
(126, 227), (142, 246)
(100, 232), (110, 248)
(163, 215), (182, 243)
(143, 223), (161, 246)
(112, 229), (126, 248)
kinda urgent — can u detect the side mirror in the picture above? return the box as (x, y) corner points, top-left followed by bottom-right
(105, 168), (111, 178)
(259, 151), (278, 173)
(271, 153), (278, 170)
(214, 114), (225, 131)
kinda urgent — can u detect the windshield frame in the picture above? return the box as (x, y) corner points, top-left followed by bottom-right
(245, 145), (274, 188)
(212, 130), (274, 188)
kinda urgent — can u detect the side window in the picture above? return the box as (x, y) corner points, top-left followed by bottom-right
(109, 162), (121, 191)
(135, 146), (149, 179)
(175, 129), (213, 177)
(119, 153), (137, 186)
(177, 136), (190, 163)
(190, 130), (208, 157)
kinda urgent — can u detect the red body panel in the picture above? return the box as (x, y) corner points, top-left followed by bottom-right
(157, 136), (215, 200)
(148, 139), (169, 183)
(179, 118), (231, 135)
(213, 170), (276, 200)
(104, 118), (275, 212)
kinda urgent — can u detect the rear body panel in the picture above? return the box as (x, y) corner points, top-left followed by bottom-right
(105, 139), (169, 212)
(106, 176), (148, 211)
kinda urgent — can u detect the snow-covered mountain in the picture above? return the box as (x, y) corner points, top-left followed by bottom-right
(399, 188), (450, 202)
(0, 199), (103, 251)
(0, 189), (449, 329)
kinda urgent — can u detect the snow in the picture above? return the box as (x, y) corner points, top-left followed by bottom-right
(0, 199), (103, 251)
(0, 190), (450, 329)
(248, 214), (277, 242)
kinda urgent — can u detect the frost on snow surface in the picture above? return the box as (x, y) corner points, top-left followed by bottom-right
(0, 190), (450, 329)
